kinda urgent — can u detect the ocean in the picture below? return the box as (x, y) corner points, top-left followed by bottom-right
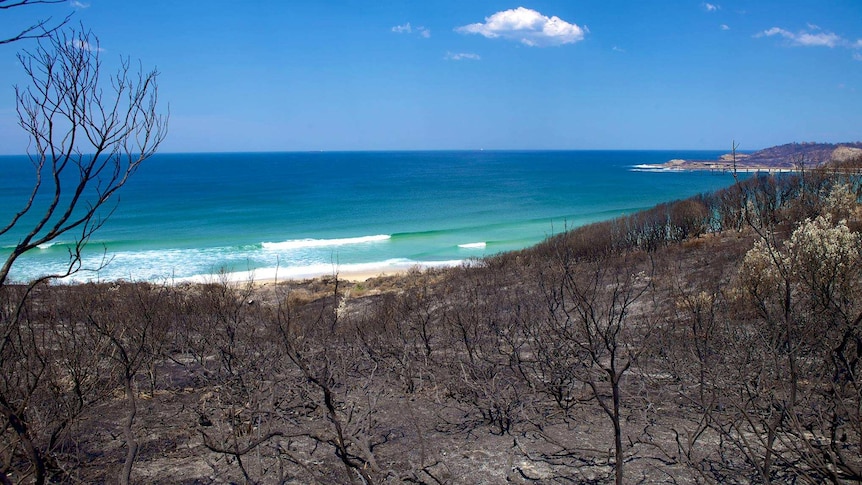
(1, 151), (740, 283)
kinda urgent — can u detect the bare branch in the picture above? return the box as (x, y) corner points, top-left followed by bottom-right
(0, 25), (167, 286)
(0, 0), (70, 45)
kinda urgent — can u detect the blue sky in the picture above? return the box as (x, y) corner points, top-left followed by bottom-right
(1, 1), (861, 153)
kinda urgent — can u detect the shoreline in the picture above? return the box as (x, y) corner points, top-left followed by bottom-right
(647, 143), (862, 173)
(173, 260), (465, 287)
(634, 162), (799, 173)
(252, 267), (412, 286)
(11, 265), (421, 288)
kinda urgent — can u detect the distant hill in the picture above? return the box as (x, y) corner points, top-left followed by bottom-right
(664, 142), (862, 171)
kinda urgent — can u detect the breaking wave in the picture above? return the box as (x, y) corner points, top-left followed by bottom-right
(261, 234), (391, 250)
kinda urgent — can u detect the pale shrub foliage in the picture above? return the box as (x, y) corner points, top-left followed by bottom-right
(739, 238), (784, 298)
(739, 213), (861, 304)
(823, 182), (858, 221)
(786, 214), (861, 294)
(743, 199), (764, 229)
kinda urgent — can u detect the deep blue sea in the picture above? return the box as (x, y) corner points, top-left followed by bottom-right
(1, 151), (739, 283)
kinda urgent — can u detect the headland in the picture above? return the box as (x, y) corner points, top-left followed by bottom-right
(643, 141), (862, 172)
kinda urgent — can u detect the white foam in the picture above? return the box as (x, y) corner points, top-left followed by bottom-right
(630, 164), (682, 172)
(458, 242), (487, 249)
(10, 235), (469, 285)
(14, 246), (237, 284)
(261, 234), (391, 250)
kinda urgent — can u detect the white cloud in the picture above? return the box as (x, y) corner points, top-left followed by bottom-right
(70, 0), (90, 8)
(759, 26), (841, 47)
(456, 7), (586, 47)
(796, 31), (841, 47)
(612, 46), (625, 53)
(67, 39), (103, 52)
(758, 25), (862, 60)
(720, 24), (730, 31)
(392, 23), (412, 34)
(761, 27), (786, 37)
(392, 22), (430, 38)
(445, 52), (481, 61)
(704, 3), (719, 12)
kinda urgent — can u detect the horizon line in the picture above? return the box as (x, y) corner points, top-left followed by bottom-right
(0, 147), (752, 157)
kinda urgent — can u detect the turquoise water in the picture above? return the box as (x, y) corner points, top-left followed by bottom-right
(1, 151), (738, 283)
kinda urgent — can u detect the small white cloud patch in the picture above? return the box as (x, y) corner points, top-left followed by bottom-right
(456, 7), (585, 47)
(392, 23), (412, 34)
(67, 39), (103, 52)
(445, 52), (481, 61)
(704, 3), (719, 12)
(758, 25), (862, 60)
(795, 31), (841, 47)
(720, 24), (730, 31)
(759, 26), (841, 47)
(392, 23), (430, 38)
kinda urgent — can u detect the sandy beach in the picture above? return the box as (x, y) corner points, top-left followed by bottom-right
(181, 262), (456, 287)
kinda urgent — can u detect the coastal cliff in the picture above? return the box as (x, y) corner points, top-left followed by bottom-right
(664, 141), (862, 171)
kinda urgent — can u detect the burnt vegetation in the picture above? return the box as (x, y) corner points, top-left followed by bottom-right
(2, 156), (862, 484)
